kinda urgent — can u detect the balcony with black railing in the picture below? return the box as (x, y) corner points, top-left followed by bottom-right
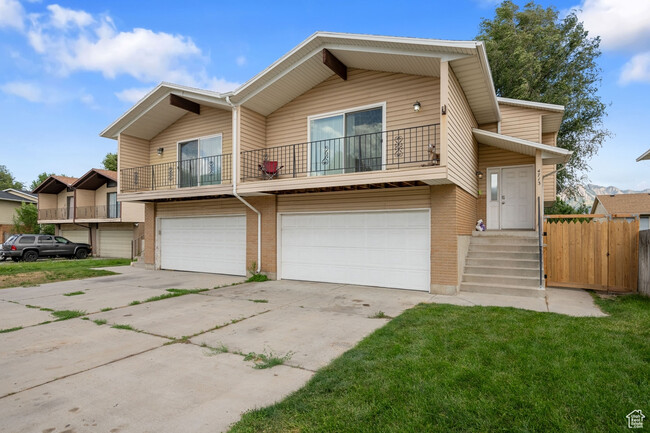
(76, 204), (121, 220)
(120, 154), (232, 193)
(240, 124), (440, 181)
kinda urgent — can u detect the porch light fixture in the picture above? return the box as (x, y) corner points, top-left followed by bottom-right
(157, 147), (164, 156)
(476, 171), (484, 179)
(413, 101), (421, 112)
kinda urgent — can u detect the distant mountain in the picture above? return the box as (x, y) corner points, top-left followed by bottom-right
(564, 184), (650, 209)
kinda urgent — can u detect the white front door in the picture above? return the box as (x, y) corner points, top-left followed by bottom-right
(486, 165), (534, 230)
(280, 210), (430, 291)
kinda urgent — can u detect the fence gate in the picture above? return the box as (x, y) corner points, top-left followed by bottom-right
(543, 215), (639, 292)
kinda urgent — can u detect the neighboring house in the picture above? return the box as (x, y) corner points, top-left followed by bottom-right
(101, 32), (571, 294)
(637, 149), (650, 162)
(33, 170), (145, 258)
(591, 193), (650, 231)
(0, 189), (38, 242)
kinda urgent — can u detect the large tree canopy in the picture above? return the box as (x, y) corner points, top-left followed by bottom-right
(0, 165), (24, 190)
(103, 152), (117, 171)
(477, 1), (610, 193)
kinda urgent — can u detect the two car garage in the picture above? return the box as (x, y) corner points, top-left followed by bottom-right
(158, 209), (430, 292)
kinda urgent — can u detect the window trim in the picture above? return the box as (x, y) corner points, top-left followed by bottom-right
(175, 133), (224, 187)
(306, 102), (387, 176)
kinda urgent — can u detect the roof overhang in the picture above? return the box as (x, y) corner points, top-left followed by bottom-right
(472, 128), (572, 165)
(229, 32), (501, 124)
(73, 169), (117, 190)
(497, 97), (564, 134)
(637, 148), (650, 162)
(100, 83), (231, 140)
(33, 176), (73, 194)
(3, 189), (37, 202)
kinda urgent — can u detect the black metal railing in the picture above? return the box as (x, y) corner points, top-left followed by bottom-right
(76, 204), (121, 219)
(38, 208), (71, 220)
(240, 124), (439, 181)
(120, 154), (232, 192)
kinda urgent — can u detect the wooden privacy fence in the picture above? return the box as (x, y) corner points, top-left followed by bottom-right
(640, 230), (650, 296)
(544, 214), (639, 292)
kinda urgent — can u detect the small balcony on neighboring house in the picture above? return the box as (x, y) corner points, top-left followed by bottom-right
(38, 207), (73, 222)
(120, 153), (233, 193)
(238, 123), (442, 194)
(75, 204), (122, 222)
(33, 175), (78, 224)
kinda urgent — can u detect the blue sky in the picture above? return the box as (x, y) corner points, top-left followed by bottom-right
(0, 0), (648, 191)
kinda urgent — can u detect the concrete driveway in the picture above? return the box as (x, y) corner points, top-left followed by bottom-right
(0, 267), (434, 433)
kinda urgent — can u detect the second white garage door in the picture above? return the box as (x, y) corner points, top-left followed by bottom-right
(159, 216), (246, 275)
(280, 210), (430, 291)
(98, 230), (133, 258)
(60, 229), (89, 244)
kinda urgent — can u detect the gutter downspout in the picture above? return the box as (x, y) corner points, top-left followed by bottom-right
(226, 96), (261, 274)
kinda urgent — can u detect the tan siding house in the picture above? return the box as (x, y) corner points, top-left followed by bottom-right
(0, 190), (38, 242)
(101, 32), (571, 295)
(33, 170), (145, 258)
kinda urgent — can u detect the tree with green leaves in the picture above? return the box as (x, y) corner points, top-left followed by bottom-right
(0, 165), (24, 190)
(11, 203), (55, 235)
(103, 152), (117, 171)
(477, 1), (610, 194)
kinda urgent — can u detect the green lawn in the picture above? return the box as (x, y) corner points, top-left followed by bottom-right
(230, 295), (650, 433)
(0, 258), (131, 289)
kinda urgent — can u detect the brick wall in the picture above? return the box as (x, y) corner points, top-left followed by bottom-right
(144, 202), (155, 265)
(245, 196), (277, 276)
(430, 184), (476, 293)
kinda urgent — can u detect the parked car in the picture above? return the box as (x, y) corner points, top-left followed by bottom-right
(0, 234), (91, 262)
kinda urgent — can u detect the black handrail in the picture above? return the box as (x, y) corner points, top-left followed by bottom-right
(240, 123), (440, 181)
(120, 154), (232, 192)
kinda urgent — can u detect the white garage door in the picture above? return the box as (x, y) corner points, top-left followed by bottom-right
(98, 230), (132, 258)
(280, 210), (430, 291)
(60, 229), (89, 244)
(160, 216), (246, 275)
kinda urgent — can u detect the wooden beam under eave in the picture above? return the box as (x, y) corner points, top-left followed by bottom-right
(322, 49), (347, 80)
(170, 94), (200, 115)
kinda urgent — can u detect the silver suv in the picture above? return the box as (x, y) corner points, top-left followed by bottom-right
(1, 234), (92, 262)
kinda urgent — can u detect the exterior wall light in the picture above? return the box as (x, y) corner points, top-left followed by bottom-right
(157, 147), (164, 156)
(476, 171), (484, 179)
(413, 101), (421, 112)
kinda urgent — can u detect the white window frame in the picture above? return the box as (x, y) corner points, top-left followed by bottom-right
(176, 133), (224, 187)
(306, 102), (387, 176)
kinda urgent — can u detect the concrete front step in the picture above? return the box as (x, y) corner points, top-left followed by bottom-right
(469, 244), (539, 253)
(466, 251), (540, 261)
(472, 230), (538, 239)
(462, 273), (540, 288)
(470, 236), (539, 246)
(465, 257), (539, 269)
(464, 265), (540, 278)
(459, 282), (545, 298)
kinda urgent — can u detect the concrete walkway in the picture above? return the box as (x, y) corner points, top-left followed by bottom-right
(0, 268), (606, 433)
(435, 287), (607, 317)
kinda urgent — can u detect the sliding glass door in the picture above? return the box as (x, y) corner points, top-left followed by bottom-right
(179, 135), (222, 188)
(309, 107), (382, 176)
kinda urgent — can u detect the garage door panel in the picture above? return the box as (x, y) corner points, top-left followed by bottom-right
(60, 230), (89, 244)
(281, 210), (429, 291)
(160, 216), (245, 276)
(98, 230), (132, 258)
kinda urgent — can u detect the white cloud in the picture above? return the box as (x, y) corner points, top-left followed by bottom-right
(573, 0), (650, 51)
(620, 52), (650, 84)
(46, 4), (93, 29)
(115, 87), (152, 103)
(1, 81), (44, 102)
(14, 4), (236, 93)
(236, 55), (246, 66)
(204, 76), (240, 93)
(0, 0), (25, 31)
